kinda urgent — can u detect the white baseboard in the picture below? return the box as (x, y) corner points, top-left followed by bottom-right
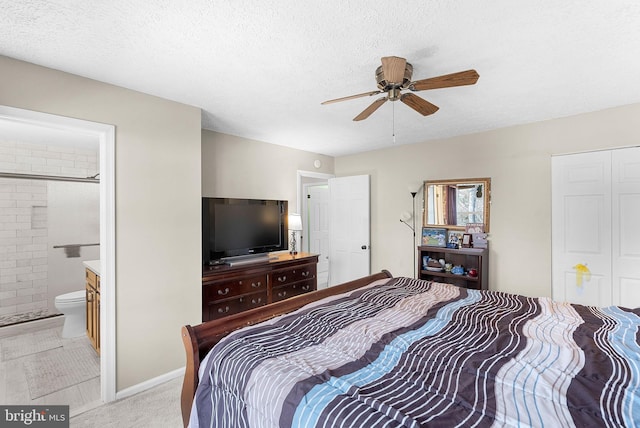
(115, 366), (185, 401)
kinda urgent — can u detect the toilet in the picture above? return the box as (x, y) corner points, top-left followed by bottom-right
(54, 290), (86, 338)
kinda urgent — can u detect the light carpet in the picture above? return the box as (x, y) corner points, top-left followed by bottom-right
(70, 377), (183, 427)
(0, 327), (63, 361)
(23, 340), (99, 399)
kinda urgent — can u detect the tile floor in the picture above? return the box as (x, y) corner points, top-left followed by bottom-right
(0, 316), (102, 416)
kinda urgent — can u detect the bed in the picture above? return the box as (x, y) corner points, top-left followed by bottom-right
(181, 271), (640, 427)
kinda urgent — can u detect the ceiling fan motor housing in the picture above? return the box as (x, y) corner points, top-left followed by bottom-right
(375, 63), (413, 91)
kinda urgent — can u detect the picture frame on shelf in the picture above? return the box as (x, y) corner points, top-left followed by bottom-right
(466, 223), (484, 234)
(462, 233), (473, 248)
(472, 233), (488, 249)
(421, 227), (447, 247)
(447, 230), (464, 249)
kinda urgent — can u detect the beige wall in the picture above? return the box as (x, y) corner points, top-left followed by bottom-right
(0, 56), (202, 390)
(202, 130), (334, 210)
(335, 103), (640, 298)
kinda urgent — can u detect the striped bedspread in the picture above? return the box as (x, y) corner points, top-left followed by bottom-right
(190, 277), (640, 427)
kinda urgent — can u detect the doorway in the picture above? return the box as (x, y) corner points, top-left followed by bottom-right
(297, 171), (371, 288)
(298, 171), (333, 289)
(304, 183), (330, 288)
(0, 105), (116, 404)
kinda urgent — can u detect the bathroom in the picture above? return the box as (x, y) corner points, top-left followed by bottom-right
(0, 119), (101, 409)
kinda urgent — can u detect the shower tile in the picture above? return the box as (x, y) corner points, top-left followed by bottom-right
(0, 230), (17, 240)
(0, 274), (17, 284)
(16, 281), (34, 290)
(31, 258), (48, 266)
(0, 290), (16, 299)
(0, 306), (17, 316)
(32, 265), (48, 273)
(2, 295), (32, 307)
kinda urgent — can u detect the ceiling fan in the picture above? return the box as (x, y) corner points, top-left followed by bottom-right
(321, 56), (479, 121)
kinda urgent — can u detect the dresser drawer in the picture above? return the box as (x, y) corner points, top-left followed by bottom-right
(270, 264), (316, 286)
(204, 274), (267, 302)
(207, 291), (268, 320)
(272, 279), (316, 303)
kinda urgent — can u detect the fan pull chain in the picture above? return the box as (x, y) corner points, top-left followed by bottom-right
(392, 101), (396, 143)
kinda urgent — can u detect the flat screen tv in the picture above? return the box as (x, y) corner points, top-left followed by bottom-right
(202, 197), (288, 265)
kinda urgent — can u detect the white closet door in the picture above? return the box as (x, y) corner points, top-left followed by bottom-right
(552, 151), (612, 306)
(612, 147), (640, 308)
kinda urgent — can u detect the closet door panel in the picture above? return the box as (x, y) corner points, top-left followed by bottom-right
(612, 147), (640, 308)
(552, 151), (612, 307)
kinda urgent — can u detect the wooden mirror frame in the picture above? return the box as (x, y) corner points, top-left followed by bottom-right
(422, 177), (491, 232)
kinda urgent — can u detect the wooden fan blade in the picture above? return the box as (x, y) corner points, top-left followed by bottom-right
(410, 69), (479, 91)
(381, 56), (407, 84)
(400, 93), (439, 116)
(353, 97), (387, 121)
(321, 90), (382, 105)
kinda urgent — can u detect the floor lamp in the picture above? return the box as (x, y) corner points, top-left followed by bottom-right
(400, 191), (418, 278)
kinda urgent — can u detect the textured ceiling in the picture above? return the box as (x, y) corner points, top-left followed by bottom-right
(2, 1), (640, 157)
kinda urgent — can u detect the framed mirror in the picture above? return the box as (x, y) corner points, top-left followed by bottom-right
(423, 177), (491, 232)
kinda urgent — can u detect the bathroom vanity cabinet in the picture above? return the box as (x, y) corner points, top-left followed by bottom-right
(85, 267), (100, 354)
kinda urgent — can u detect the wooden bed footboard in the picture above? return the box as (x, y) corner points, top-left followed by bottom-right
(180, 270), (393, 427)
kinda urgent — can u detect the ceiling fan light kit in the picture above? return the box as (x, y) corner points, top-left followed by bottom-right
(322, 56), (479, 121)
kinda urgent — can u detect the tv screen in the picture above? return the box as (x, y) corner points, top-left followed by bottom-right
(202, 198), (288, 264)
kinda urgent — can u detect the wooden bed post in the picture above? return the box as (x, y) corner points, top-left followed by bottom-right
(181, 325), (200, 428)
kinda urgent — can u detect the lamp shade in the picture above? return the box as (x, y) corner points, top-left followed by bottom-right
(289, 213), (303, 231)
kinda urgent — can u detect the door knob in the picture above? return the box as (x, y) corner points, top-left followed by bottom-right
(361, 245), (368, 250)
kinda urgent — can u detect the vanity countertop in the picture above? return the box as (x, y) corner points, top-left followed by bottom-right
(83, 260), (101, 276)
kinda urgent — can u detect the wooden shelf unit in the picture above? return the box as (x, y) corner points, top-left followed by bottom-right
(202, 252), (319, 322)
(418, 246), (488, 290)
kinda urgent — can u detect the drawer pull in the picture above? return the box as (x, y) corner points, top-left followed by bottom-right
(251, 281), (262, 288)
(217, 306), (230, 314)
(278, 291), (287, 298)
(217, 287), (230, 295)
(277, 276), (287, 283)
(302, 285), (310, 291)
(251, 297), (263, 305)
(301, 271), (310, 277)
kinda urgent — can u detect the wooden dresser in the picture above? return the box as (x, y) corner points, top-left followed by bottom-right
(202, 252), (319, 322)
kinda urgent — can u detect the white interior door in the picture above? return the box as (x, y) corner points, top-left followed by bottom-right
(305, 184), (330, 289)
(552, 151), (612, 306)
(328, 175), (370, 286)
(612, 147), (640, 308)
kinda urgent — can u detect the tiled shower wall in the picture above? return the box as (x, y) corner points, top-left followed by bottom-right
(0, 139), (98, 317)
